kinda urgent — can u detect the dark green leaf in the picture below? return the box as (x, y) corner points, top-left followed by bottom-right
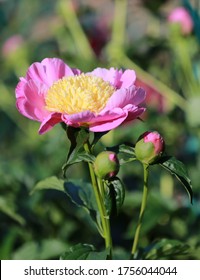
(159, 156), (193, 203)
(60, 243), (109, 260)
(105, 177), (125, 216)
(62, 151), (95, 172)
(139, 239), (190, 260)
(64, 179), (100, 229)
(107, 143), (136, 165)
(31, 176), (65, 194)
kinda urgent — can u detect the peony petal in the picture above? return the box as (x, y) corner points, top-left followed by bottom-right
(91, 108), (125, 123)
(15, 78), (27, 98)
(26, 58), (79, 87)
(62, 111), (95, 127)
(39, 113), (62, 134)
(16, 97), (39, 121)
(87, 67), (123, 87)
(104, 86), (146, 111)
(88, 68), (136, 89)
(89, 114), (128, 132)
(16, 79), (49, 121)
(124, 107), (146, 123)
(120, 69), (136, 88)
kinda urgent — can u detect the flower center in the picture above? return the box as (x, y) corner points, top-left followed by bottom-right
(45, 74), (115, 114)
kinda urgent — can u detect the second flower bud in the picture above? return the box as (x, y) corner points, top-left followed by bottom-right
(94, 151), (120, 180)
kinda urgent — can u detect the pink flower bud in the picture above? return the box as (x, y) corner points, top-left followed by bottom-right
(94, 151), (120, 179)
(135, 131), (165, 165)
(168, 7), (193, 35)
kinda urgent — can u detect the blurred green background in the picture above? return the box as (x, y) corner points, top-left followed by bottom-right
(0, 0), (200, 259)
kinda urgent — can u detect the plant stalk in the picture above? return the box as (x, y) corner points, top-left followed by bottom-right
(131, 164), (149, 258)
(84, 141), (112, 257)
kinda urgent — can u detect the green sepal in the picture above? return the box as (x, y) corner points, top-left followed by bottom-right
(91, 131), (109, 148)
(62, 127), (90, 176)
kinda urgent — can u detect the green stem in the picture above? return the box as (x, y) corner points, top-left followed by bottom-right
(131, 164), (149, 258)
(58, 0), (95, 61)
(111, 0), (127, 48)
(84, 142), (112, 256)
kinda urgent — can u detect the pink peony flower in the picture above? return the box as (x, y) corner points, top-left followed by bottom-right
(15, 58), (146, 134)
(168, 7), (193, 35)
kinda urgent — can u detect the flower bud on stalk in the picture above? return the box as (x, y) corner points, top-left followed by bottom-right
(135, 131), (164, 165)
(94, 151), (120, 179)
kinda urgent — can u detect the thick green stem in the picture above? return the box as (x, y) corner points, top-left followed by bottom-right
(131, 164), (149, 258)
(84, 142), (112, 256)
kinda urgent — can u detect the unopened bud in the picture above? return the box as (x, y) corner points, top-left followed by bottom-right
(135, 131), (164, 165)
(94, 151), (120, 179)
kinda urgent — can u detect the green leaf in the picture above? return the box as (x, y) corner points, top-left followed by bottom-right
(64, 179), (100, 229)
(107, 143), (136, 165)
(105, 177), (125, 216)
(63, 127), (89, 175)
(140, 239), (190, 260)
(0, 197), (25, 225)
(12, 239), (68, 260)
(31, 176), (65, 194)
(60, 243), (109, 260)
(62, 151), (95, 172)
(31, 177), (101, 232)
(159, 156), (193, 203)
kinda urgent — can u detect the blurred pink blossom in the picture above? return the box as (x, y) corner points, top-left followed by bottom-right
(168, 6), (193, 35)
(2, 35), (24, 57)
(135, 78), (169, 113)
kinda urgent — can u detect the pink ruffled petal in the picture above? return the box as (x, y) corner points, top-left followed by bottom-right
(124, 107), (146, 123)
(104, 86), (146, 111)
(88, 67), (123, 87)
(91, 108), (125, 123)
(16, 97), (38, 121)
(89, 114), (128, 132)
(62, 111), (95, 127)
(120, 69), (136, 88)
(26, 58), (79, 87)
(15, 79), (49, 121)
(15, 78), (27, 98)
(89, 100), (145, 132)
(39, 113), (62, 134)
(88, 68), (136, 89)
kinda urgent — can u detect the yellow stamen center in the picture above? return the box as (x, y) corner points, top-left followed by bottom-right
(45, 74), (115, 114)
